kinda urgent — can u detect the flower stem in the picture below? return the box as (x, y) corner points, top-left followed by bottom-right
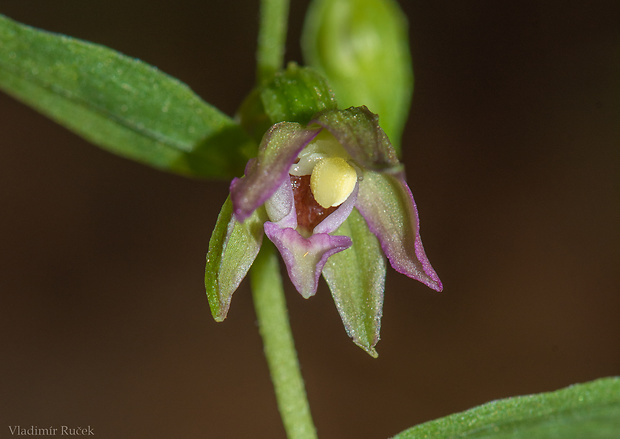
(251, 240), (318, 439)
(257, 0), (290, 84)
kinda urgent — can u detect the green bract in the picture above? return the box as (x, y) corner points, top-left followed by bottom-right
(302, 0), (414, 152)
(238, 63), (337, 143)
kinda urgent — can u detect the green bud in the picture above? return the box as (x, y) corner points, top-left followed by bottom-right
(302, 0), (414, 153)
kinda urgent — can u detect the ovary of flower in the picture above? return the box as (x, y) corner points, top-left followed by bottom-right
(310, 157), (357, 208)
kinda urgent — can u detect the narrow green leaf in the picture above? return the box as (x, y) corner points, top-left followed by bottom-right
(322, 208), (386, 357)
(392, 377), (620, 439)
(205, 197), (267, 321)
(302, 0), (414, 153)
(0, 14), (255, 179)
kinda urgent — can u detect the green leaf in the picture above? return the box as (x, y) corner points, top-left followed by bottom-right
(238, 63), (337, 143)
(322, 208), (386, 357)
(205, 197), (267, 321)
(392, 377), (620, 439)
(0, 14), (255, 179)
(302, 0), (414, 153)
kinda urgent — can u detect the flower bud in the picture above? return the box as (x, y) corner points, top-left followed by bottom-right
(302, 0), (414, 152)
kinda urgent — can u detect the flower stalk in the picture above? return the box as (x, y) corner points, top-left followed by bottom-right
(257, 0), (290, 84)
(250, 240), (318, 439)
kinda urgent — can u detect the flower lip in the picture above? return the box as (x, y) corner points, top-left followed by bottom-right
(264, 222), (352, 298)
(263, 169), (359, 298)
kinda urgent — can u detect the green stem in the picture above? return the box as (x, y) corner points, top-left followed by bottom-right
(257, 0), (290, 84)
(251, 241), (318, 439)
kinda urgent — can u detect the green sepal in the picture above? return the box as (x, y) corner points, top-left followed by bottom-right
(0, 14), (255, 179)
(238, 63), (337, 143)
(302, 0), (414, 153)
(392, 377), (620, 439)
(322, 208), (386, 357)
(205, 197), (267, 321)
(311, 106), (402, 174)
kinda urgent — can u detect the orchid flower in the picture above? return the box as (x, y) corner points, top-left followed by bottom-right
(206, 104), (441, 356)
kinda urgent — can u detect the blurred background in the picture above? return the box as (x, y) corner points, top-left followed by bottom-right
(1, 1), (619, 438)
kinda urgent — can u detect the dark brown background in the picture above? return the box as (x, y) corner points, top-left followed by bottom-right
(1, 1), (619, 438)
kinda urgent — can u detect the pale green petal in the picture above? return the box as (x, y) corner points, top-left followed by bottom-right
(322, 209), (386, 357)
(205, 197), (267, 321)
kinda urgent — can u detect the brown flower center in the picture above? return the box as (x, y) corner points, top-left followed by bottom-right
(290, 174), (337, 232)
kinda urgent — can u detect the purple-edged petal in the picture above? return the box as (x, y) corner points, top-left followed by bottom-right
(356, 170), (443, 292)
(230, 122), (321, 221)
(264, 222), (352, 298)
(312, 181), (359, 234)
(309, 106), (402, 173)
